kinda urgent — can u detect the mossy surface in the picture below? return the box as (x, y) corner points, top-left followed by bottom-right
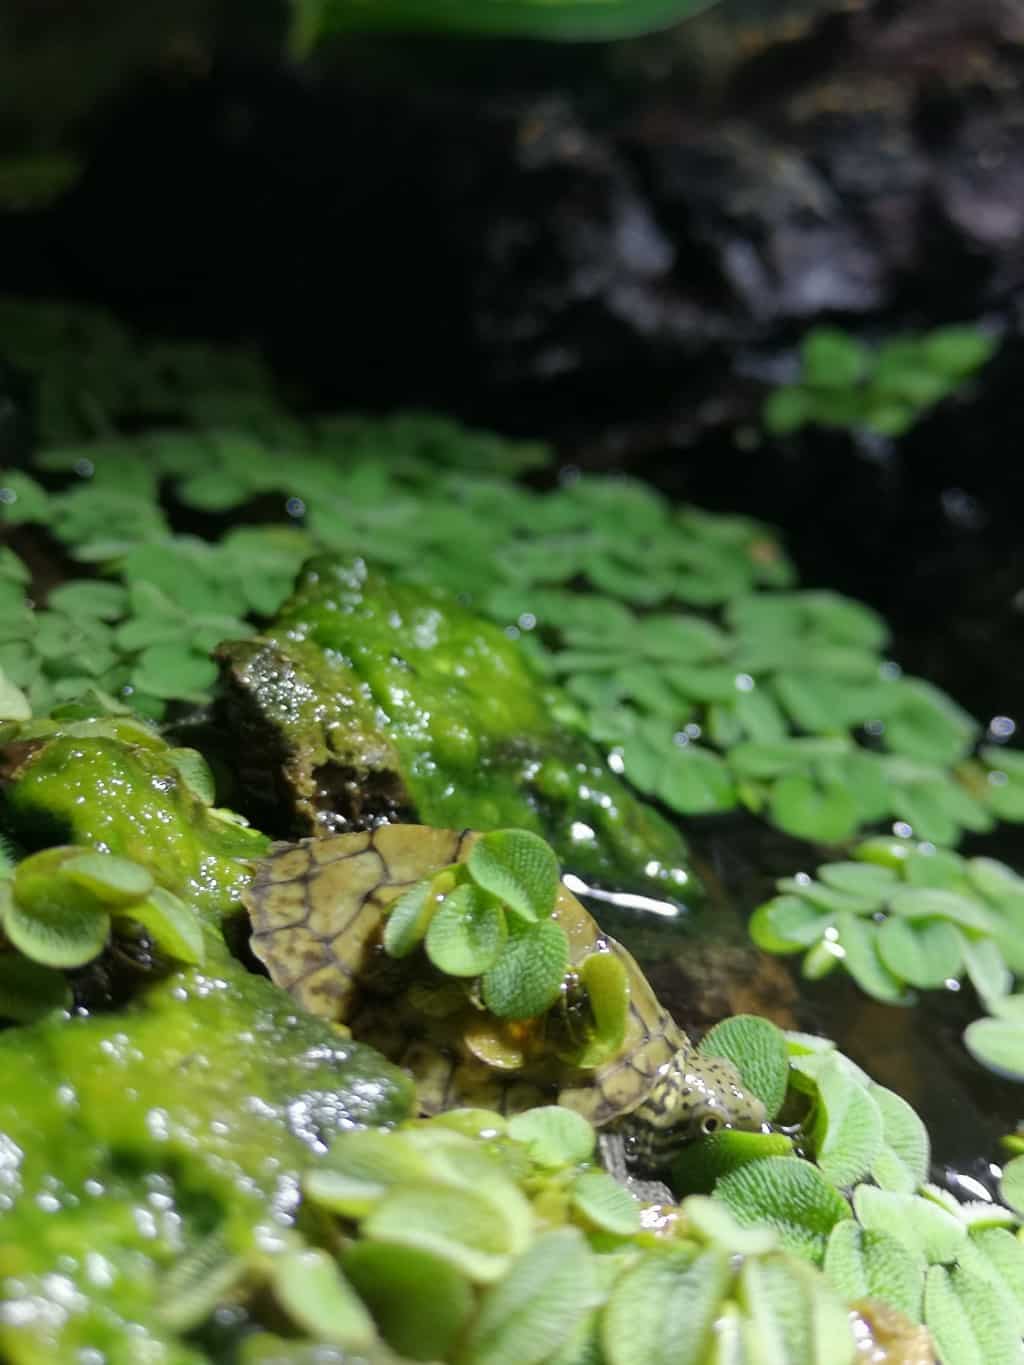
(1, 722), (268, 917)
(217, 556), (701, 903)
(0, 960), (413, 1364)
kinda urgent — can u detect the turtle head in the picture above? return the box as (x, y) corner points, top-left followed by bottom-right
(617, 1045), (767, 1173)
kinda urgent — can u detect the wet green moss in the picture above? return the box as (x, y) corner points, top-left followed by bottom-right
(0, 961), (413, 1364)
(217, 557), (701, 902)
(1, 722), (267, 917)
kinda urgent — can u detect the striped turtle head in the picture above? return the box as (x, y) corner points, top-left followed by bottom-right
(616, 1045), (767, 1173)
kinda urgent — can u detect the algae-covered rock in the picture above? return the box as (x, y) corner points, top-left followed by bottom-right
(0, 714), (268, 917)
(0, 960), (413, 1364)
(216, 556), (701, 902)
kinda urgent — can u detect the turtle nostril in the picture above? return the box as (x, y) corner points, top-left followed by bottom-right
(701, 1116), (721, 1135)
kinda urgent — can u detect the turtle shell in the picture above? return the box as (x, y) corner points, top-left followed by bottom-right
(244, 824), (690, 1127)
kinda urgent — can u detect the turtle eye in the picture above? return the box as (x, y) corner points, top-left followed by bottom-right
(700, 1115), (722, 1135)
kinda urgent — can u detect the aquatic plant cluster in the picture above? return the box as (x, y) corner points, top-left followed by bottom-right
(0, 298), (1021, 1361)
(762, 326), (997, 442)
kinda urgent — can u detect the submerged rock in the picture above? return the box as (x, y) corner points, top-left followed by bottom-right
(216, 556), (701, 905)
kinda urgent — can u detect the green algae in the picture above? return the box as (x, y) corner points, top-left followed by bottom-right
(216, 557), (700, 903)
(0, 960), (413, 1364)
(1, 721), (268, 918)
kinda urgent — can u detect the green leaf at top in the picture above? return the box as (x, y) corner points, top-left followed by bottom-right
(698, 1014), (789, 1121)
(272, 1248), (376, 1351)
(481, 918), (570, 1020)
(467, 829), (560, 924)
(715, 1157), (852, 1266)
(425, 883), (506, 978)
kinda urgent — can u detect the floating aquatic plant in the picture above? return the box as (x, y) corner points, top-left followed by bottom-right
(763, 324), (999, 441)
(752, 836), (1024, 1080)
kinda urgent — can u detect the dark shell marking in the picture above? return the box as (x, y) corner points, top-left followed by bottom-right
(244, 824), (766, 1160)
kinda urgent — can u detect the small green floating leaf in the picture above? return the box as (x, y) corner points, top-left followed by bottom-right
(481, 917), (569, 1020)
(999, 1155), (1024, 1218)
(47, 580), (129, 620)
(715, 1157), (851, 1266)
(0, 668), (31, 721)
(603, 1245), (731, 1365)
(363, 1180), (530, 1283)
(167, 747), (217, 805)
(853, 1187), (965, 1265)
(749, 895), (833, 954)
(0, 951), (72, 1023)
(823, 1222), (925, 1323)
(343, 1241), (473, 1362)
(383, 876), (438, 958)
(672, 1130), (795, 1197)
(121, 887), (205, 965)
(575, 949), (629, 1067)
(699, 1014), (789, 1121)
(683, 1194), (778, 1256)
(961, 936), (1013, 1006)
(924, 1263), (1023, 1365)
(876, 916), (962, 990)
(61, 852), (154, 908)
(1, 878), (109, 969)
(272, 1248), (377, 1351)
(887, 886), (994, 933)
(737, 1250), (857, 1365)
(818, 861), (898, 896)
(425, 883), (507, 977)
(810, 1054), (884, 1189)
(570, 1171), (642, 1236)
(768, 773), (860, 845)
(835, 912), (908, 1005)
(963, 1015), (1024, 1082)
(130, 642), (219, 701)
(507, 1106), (595, 1168)
(867, 1083), (930, 1195)
(462, 1228), (600, 1365)
(468, 829), (560, 924)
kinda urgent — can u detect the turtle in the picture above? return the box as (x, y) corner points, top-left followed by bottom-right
(243, 824), (766, 1182)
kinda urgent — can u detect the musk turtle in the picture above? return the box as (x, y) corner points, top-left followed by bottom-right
(243, 824), (766, 1177)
